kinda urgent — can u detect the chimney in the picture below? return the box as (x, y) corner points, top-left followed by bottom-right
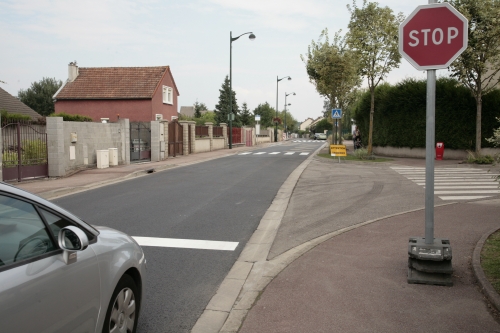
(68, 61), (79, 82)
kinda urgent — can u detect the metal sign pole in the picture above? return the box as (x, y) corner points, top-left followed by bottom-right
(425, 69), (435, 244)
(425, 0), (436, 245)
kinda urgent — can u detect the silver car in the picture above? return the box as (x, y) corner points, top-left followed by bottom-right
(0, 182), (146, 333)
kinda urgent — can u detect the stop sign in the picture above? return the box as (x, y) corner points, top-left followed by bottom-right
(399, 3), (468, 70)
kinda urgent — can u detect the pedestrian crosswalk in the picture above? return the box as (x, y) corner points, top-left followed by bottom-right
(238, 151), (310, 156)
(391, 166), (500, 201)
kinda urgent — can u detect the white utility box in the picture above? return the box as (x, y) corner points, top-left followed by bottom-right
(109, 148), (118, 166)
(96, 150), (109, 169)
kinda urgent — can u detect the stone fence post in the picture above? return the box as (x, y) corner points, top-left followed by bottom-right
(188, 121), (196, 154)
(205, 122), (213, 151)
(119, 119), (130, 164)
(150, 120), (160, 162)
(179, 120), (189, 155)
(47, 117), (65, 177)
(220, 123), (227, 148)
(163, 120), (169, 159)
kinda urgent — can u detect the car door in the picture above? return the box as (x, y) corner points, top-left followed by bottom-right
(0, 193), (101, 333)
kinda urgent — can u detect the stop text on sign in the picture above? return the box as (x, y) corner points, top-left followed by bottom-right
(408, 27), (459, 47)
(399, 3), (468, 70)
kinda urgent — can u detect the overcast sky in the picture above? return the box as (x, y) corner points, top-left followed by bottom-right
(1, 0), (435, 122)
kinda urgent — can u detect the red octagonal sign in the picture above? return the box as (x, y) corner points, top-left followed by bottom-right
(399, 3), (468, 70)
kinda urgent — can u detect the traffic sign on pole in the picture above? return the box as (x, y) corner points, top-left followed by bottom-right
(401, 1), (467, 286)
(399, 3), (468, 70)
(331, 109), (342, 119)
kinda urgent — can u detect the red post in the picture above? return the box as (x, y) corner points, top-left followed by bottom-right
(436, 142), (444, 160)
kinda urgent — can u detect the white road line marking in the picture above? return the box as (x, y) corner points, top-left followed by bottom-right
(300, 152), (309, 155)
(253, 152), (266, 155)
(416, 182), (496, 185)
(238, 152), (251, 155)
(433, 186), (499, 189)
(284, 152), (295, 155)
(132, 237), (239, 251)
(439, 196), (492, 200)
(269, 152), (280, 155)
(407, 176), (496, 179)
(434, 190), (500, 194)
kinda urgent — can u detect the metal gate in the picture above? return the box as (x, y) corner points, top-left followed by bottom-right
(130, 122), (151, 162)
(2, 122), (48, 182)
(228, 127), (242, 144)
(168, 120), (183, 157)
(246, 130), (252, 146)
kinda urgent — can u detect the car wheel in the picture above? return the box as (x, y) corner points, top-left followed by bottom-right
(103, 274), (140, 333)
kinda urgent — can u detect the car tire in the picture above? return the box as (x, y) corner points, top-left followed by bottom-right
(103, 274), (140, 333)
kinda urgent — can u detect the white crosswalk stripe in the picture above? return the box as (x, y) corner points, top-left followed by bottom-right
(391, 166), (499, 201)
(237, 151), (311, 156)
(292, 140), (325, 143)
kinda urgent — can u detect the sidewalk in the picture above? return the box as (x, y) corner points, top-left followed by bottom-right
(239, 200), (500, 333)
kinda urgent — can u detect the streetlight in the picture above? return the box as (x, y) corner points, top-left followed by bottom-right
(284, 92), (295, 140)
(275, 76), (291, 142)
(229, 31), (256, 149)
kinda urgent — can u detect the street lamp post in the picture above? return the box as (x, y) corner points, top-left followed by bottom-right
(229, 31), (256, 149)
(284, 92), (295, 140)
(275, 76), (291, 142)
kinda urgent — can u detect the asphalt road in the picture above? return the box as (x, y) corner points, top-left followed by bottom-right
(52, 140), (325, 333)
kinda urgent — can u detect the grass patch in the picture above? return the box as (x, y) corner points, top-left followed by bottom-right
(318, 153), (392, 162)
(482, 230), (500, 294)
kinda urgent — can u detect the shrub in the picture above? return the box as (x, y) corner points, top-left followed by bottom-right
(1, 109), (33, 124)
(354, 148), (369, 160)
(49, 112), (92, 122)
(2, 139), (47, 167)
(465, 150), (494, 164)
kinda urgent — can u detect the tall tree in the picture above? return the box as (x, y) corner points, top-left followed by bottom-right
(346, 1), (404, 154)
(214, 75), (240, 126)
(240, 102), (254, 126)
(193, 101), (208, 118)
(253, 102), (275, 128)
(448, 0), (500, 153)
(302, 29), (360, 144)
(18, 77), (62, 116)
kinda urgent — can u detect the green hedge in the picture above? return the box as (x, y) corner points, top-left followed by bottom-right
(49, 112), (92, 122)
(1, 109), (32, 123)
(353, 78), (500, 150)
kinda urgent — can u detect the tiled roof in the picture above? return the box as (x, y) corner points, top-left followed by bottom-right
(180, 106), (195, 117)
(55, 66), (170, 100)
(0, 87), (42, 120)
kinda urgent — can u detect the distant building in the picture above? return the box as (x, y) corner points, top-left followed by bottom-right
(0, 87), (42, 120)
(180, 106), (209, 118)
(54, 62), (179, 122)
(299, 118), (314, 131)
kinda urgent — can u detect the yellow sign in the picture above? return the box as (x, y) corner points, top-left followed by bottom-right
(330, 144), (347, 157)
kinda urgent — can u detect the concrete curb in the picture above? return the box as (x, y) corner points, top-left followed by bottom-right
(472, 226), (500, 312)
(38, 164), (177, 200)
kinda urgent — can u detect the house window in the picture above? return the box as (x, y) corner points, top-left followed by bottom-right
(162, 85), (173, 105)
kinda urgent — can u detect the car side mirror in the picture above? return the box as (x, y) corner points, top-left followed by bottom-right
(58, 226), (89, 265)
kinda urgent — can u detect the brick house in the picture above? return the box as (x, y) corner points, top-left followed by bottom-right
(53, 62), (179, 122)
